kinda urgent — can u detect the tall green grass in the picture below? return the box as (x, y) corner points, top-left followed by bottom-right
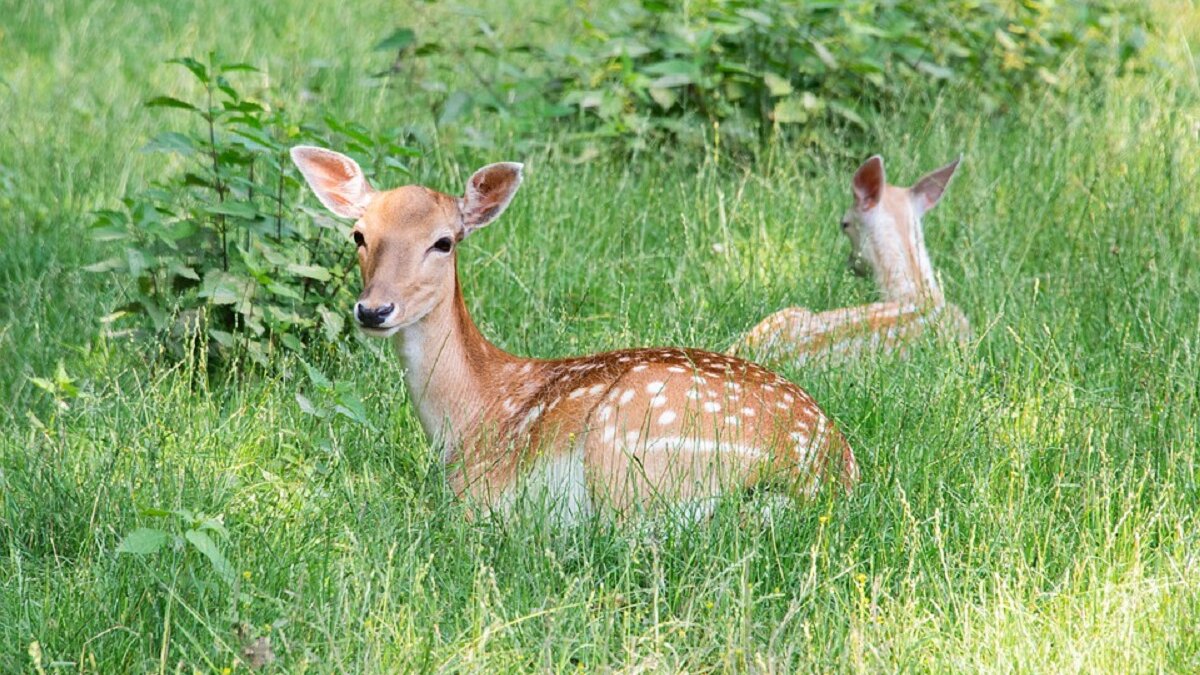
(2, 0), (1198, 671)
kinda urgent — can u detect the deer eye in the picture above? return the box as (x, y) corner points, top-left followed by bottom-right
(840, 219), (851, 231)
(431, 236), (453, 253)
(353, 231), (366, 248)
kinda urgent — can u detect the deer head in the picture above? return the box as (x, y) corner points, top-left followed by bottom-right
(290, 146), (523, 337)
(841, 155), (961, 302)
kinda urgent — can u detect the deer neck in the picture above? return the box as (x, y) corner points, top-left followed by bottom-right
(876, 214), (944, 307)
(391, 270), (521, 451)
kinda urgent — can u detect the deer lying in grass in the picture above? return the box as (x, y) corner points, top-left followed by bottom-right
(290, 146), (859, 523)
(732, 155), (970, 366)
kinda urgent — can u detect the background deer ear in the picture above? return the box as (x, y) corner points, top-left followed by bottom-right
(460, 162), (523, 236)
(852, 155), (885, 210)
(911, 156), (962, 216)
(290, 146), (374, 219)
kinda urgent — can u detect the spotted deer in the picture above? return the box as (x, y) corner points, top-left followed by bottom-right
(290, 146), (859, 523)
(732, 155), (970, 365)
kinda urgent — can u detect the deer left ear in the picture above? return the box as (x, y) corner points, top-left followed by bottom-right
(460, 162), (524, 236)
(289, 145), (375, 219)
(911, 156), (962, 216)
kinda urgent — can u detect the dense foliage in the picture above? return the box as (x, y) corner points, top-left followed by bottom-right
(89, 57), (418, 365)
(536, 0), (1150, 148)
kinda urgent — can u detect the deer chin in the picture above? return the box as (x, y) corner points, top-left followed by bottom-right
(358, 324), (403, 338)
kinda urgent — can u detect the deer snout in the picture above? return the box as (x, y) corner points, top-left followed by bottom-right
(354, 301), (397, 329)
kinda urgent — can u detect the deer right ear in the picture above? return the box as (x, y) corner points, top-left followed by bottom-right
(852, 155), (885, 210)
(290, 146), (374, 219)
(460, 162), (524, 236)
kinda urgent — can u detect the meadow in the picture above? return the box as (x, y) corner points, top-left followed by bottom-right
(2, 0), (1199, 671)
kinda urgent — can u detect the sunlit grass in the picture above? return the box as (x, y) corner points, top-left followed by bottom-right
(2, 0), (1199, 671)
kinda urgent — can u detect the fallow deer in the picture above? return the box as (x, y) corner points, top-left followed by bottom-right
(732, 155), (970, 366)
(290, 146), (859, 523)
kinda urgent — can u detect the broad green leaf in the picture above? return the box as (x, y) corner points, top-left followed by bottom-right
(648, 87), (678, 110)
(301, 359), (332, 389)
(374, 28), (417, 52)
(117, 528), (170, 555)
(763, 72), (793, 97)
(286, 263), (331, 281)
(438, 91), (474, 126)
(295, 392), (323, 418)
(82, 257), (124, 273)
(167, 57), (208, 82)
(184, 529), (233, 583)
(145, 96), (197, 111)
(204, 202), (259, 219)
(141, 132), (195, 155)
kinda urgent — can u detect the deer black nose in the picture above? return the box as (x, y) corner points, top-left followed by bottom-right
(355, 302), (395, 328)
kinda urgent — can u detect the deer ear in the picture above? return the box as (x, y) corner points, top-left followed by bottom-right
(852, 155), (885, 210)
(460, 162), (523, 236)
(290, 145), (374, 219)
(911, 155), (962, 216)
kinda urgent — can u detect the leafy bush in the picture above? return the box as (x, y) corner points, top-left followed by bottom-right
(90, 56), (420, 366)
(529, 0), (1152, 150)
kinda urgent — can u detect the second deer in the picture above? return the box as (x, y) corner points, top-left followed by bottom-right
(732, 155), (970, 366)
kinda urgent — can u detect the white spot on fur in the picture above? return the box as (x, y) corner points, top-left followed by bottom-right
(646, 381), (666, 394)
(658, 410), (677, 426)
(603, 425), (616, 442)
(589, 384), (606, 395)
(568, 387), (587, 399)
(724, 415), (739, 425)
(516, 404), (544, 434)
(619, 389), (635, 404)
(597, 405), (613, 422)
(685, 389), (701, 400)
(632, 364), (649, 372)
(667, 366), (686, 373)
(703, 401), (721, 413)
(650, 395), (668, 408)
(742, 407), (756, 417)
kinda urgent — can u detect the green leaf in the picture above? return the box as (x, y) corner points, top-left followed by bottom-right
(437, 91), (474, 126)
(916, 61), (954, 80)
(117, 528), (170, 555)
(295, 392), (325, 418)
(301, 360), (332, 389)
(374, 27), (417, 52)
(648, 87), (678, 110)
(286, 263), (331, 281)
(772, 97), (809, 124)
(141, 132), (196, 155)
(763, 72), (793, 97)
(184, 529), (233, 583)
(82, 257), (124, 273)
(167, 57), (209, 83)
(204, 202), (259, 219)
(145, 96), (197, 111)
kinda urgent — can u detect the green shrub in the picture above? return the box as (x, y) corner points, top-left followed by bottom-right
(89, 56), (420, 366)
(535, 0), (1151, 150)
